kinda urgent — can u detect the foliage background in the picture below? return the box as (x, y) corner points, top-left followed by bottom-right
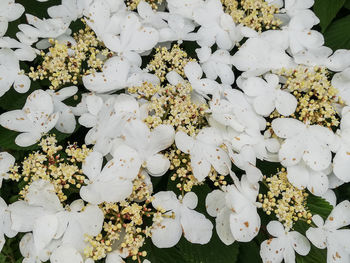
(0, 0), (349, 262)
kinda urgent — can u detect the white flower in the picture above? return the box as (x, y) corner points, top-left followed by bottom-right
(0, 48), (31, 97)
(238, 74), (297, 117)
(20, 233), (60, 263)
(151, 191), (213, 248)
(47, 0), (92, 24)
(332, 68), (350, 106)
(166, 0), (204, 19)
(47, 86), (78, 134)
(193, 0), (242, 50)
(260, 221), (310, 263)
(119, 119), (174, 176)
(196, 46), (234, 85)
(333, 107), (350, 182)
(158, 13), (197, 43)
(206, 175), (261, 244)
(0, 0), (24, 37)
(86, 3), (158, 62)
(287, 161), (331, 196)
(306, 201), (350, 263)
(209, 88), (266, 132)
(0, 37), (37, 61)
(175, 128), (231, 182)
(79, 94), (140, 155)
(83, 56), (159, 93)
(0, 197), (17, 252)
(80, 146), (141, 204)
(11, 180), (104, 261)
(272, 118), (335, 171)
(294, 47), (350, 72)
(137, 1), (167, 29)
(0, 89), (59, 147)
(232, 34), (294, 77)
(0, 152), (15, 187)
(284, 10), (324, 55)
(17, 14), (69, 46)
(50, 245), (85, 263)
(284, 0), (315, 17)
(184, 61), (221, 97)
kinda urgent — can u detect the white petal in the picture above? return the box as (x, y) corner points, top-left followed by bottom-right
(288, 231), (310, 256)
(182, 192), (198, 210)
(180, 208), (213, 244)
(14, 74), (30, 93)
(82, 151), (103, 181)
(50, 246), (83, 263)
(260, 238), (285, 263)
(307, 170), (329, 196)
(287, 164), (309, 189)
(151, 218), (182, 248)
(275, 90), (297, 116)
(333, 148), (350, 182)
(146, 154), (170, 177)
(229, 206), (260, 242)
(205, 190), (226, 217)
(305, 227), (327, 249)
(253, 95), (275, 116)
(0, 110), (34, 132)
(279, 137), (304, 167)
(152, 191), (179, 212)
(267, 221), (285, 238)
(326, 201), (350, 229)
(175, 131), (194, 154)
(303, 137), (332, 171)
(271, 118), (305, 138)
(184, 61), (202, 82)
(33, 214), (58, 251)
(216, 208), (235, 245)
(15, 132), (41, 147)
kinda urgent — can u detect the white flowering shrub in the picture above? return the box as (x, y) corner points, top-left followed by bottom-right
(0, 0), (350, 262)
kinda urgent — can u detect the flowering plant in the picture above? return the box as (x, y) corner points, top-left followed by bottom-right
(0, 0), (350, 262)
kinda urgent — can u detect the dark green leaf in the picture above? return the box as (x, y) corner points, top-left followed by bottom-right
(237, 241), (262, 263)
(307, 194), (333, 219)
(324, 15), (350, 50)
(344, 0), (350, 9)
(177, 234), (239, 263)
(313, 0), (345, 32)
(142, 239), (186, 263)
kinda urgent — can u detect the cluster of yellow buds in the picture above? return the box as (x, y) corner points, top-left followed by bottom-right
(9, 135), (91, 203)
(166, 146), (199, 192)
(130, 81), (208, 136)
(208, 167), (228, 188)
(29, 20), (112, 90)
(126, 0), (163, 10)
(278, 66), (340, 127)
(147, 45), (196, 82)
(84, 172), (161, 262)
(221, 0), (281, 32)
(258, 168), (312, 230)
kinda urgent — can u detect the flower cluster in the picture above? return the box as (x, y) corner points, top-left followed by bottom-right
(0, 0), (350, 262)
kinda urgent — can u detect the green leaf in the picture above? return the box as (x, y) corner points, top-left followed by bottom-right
(296, 244), (327, 263)
(141, 239), (186, 263)
(344, 0), (350, 9)
(237, 241), (262, 263)
(177, 234), (239, 263)
(313, 0), (345, 32)
(307, 194), (333, 220)
(324, 15), (350, 50)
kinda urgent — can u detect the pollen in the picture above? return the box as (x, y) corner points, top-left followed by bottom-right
(221, 0), (282, 32)
(277, 66), (341, 128)
(8, 135), (91, 203)
(28, 19), (112, 90)
(259, 168), (312, 230)
(126, 0), (163, 10)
